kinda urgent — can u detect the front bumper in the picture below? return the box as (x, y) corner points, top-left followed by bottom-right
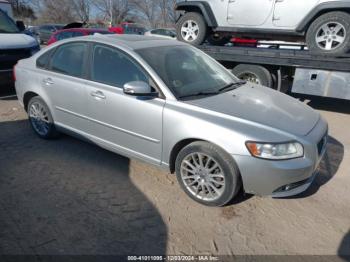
(234, 117), (328, 197)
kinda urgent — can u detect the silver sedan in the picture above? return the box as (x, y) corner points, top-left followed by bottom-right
(14, 35), (328, 206)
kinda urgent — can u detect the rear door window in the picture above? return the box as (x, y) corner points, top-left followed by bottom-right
(36, 48), (55, 69)
(50, 43), (88, 78)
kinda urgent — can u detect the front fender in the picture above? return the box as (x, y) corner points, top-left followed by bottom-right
(175, 1), (218, 27)
(297, 1), (350, 32)
(161, 101), (293, 167)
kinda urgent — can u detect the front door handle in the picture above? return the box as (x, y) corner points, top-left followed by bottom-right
(91, 90), (106, 100)
(43, 78), (54, 85)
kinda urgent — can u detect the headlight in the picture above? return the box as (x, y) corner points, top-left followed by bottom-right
(246, 141), (304, 160)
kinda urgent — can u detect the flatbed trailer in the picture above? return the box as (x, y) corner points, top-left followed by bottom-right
(199, 45), (350, 100)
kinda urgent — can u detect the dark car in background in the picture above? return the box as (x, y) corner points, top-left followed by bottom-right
(38, 24), (64, 44)
(109, 22), (147, 35)
(0, 9), (40, 87)
(26, 26), (40, 43)
(47, 28), (114, 45)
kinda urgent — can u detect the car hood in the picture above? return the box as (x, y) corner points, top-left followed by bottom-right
(185, 84), (320, 136)
(0, 33), (37, 49)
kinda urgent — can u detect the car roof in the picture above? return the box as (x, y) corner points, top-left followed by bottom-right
(75, 34), (186, 50)
(55, 28), (110, 33)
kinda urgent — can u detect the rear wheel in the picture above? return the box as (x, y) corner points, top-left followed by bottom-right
(175, 141), (241, 207)
(28, 96), (59, 139)
(232, 64), (273, 88)
(176, 12), (208, 45)
(306, 11), (350, 55)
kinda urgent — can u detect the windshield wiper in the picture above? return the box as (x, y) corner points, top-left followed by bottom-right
(179, 91), (219, 100)
(219, 81), (247, 93)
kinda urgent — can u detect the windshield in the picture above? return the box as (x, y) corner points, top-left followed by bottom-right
(136, 45), (240, 99)
(0, 10), (19, 33)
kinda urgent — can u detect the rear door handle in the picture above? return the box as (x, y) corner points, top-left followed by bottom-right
(90, 90), (106, 100)
(43, 77), (54, 85)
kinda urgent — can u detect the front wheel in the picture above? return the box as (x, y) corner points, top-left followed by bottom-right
(175, 142), (241, 207)
(176, 12), (208, 45)
(306, 11), (350, 56)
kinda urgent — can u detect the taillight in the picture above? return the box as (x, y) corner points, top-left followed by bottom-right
(13, 64), (17, 82)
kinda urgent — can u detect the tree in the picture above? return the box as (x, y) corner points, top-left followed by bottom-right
(166, 0), (178, 25)
(71, 0), (91, 22)
(8, 0), (36, 21)
(130, 0), (160, 28)
(39, 0), (76, 23)
(93, 0), (130, 25)
(131, 0), (178, 28)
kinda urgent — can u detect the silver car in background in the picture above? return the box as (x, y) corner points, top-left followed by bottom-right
(14, 35), (328, 206)
(144, 28), (177, 39)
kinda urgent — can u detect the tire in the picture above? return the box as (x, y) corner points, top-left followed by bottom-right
(175, 141), (241, 207)
(232, 64), (273, 88)
(207, 33), (231, 46)
(176, 12), (208, 45)
(306, 11), (350, 56)
(27, 96), (59, 139)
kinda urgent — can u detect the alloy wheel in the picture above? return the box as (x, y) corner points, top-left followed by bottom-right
(29, 102), (50, 136)
(315, 22), (346, 50)
(181, 20), (200, 42)
(180, 153), (226, 202)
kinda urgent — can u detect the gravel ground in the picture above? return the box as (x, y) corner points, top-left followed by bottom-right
(0, 89), (349, 258)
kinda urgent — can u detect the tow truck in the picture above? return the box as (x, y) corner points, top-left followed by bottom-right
(199, 40), (350, 100)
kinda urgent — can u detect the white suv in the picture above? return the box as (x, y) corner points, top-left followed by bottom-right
(175, 0), (350, 55)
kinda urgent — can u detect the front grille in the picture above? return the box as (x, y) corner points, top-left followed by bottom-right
(0, 48), (31, 70)
(317, 134), (328, 156)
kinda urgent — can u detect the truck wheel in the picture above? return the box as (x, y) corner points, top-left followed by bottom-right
(176, 12), (207, 45)
(306, 11), (350, 56)
(232, 64), (273, 88)
(207, 33), (231, 46)
(175, 141), (241, 207)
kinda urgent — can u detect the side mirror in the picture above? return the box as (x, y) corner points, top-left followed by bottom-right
(123, 81), (158, 97)
(16, 21), (25, 32)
